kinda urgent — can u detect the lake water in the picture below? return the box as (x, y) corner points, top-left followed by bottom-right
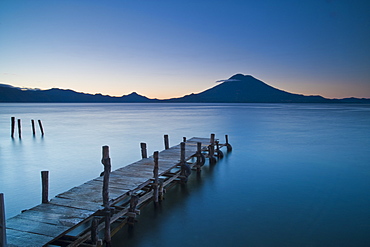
(1, 103), (370, 246)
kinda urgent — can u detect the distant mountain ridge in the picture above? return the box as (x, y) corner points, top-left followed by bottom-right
(1, 74), (369, 103)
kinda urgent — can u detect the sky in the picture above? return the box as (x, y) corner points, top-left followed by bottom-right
(0, 0), (369, 99)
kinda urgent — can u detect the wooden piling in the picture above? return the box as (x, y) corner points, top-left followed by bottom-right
(11, 117), (15, 138)
(196, 142), (203, 172)
(41, 171), (49, 204)
(0, 193), (6, 247)
(164, 134), (169, 150)
(140, 143), (148, 159)
(215, 140), (224, 159)
(128, 195), (139, 225)
(153, 151), (159, 203)
(209, 144), (217, 165)
(91, 217), (99, 245)
(180, 142), (191, 183)
(210, 133), (215, 145)
(38, 119), (44, 136)
(31, 119), (36, 136)
(183, 137), (186, 142)
(225, 134), (232, 152)
(17, 119), (21, 138)
(101, 146), (111, 246)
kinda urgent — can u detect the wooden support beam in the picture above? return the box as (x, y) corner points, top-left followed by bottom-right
(225, 134), (232, 152)
(38, 119), (44, 136)
(101, 146), (111, 246)
(210, 133), (215, 145)
(196, 142), (203, 172)
(153, 151), (159, 203)
(208, 144), (217, 165)
(180, 142), (191, 183)
(164, 134), (169, 150)
(128, 195), (139, 225)
(215, 140), (224, 159)
(17, 119), (21, 139)
(140, 142), (147, 159)
(31, 119), (36, 136)
(11, 117), (15, 138)
(41, 171), (49, 203)
(0, 193), (6, 247)
(91, 217), (99, 245)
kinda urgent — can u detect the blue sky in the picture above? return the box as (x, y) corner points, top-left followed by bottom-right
(1, 0), (369, 99)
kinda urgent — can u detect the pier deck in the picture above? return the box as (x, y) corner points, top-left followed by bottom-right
(4, 136), (231, 247)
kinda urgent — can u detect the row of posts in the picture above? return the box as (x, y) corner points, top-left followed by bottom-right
(10, 117), (44, 138)
(0, 134), (231, 247)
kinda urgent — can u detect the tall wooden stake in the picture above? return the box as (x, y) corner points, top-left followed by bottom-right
(102, 146), (111, 246)
(210, 133), (215, 145)
(196, 142), (202, 172)
(11, 117), (15, 138)
(164, 134), (169, 150)
(17, 119), (21, 139)
(31, 119), (36, 136)
(38, 120), (44, 136)
(41, 171), (49, 204)
(153, 151), (159, 203)
(140, 143), (147, 159)
(0, 193), (6, 247)
(180, 142), (191, 183)
(225, 134), (232, 152)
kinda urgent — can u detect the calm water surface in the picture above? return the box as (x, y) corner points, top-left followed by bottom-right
(1, 103), (370, 246)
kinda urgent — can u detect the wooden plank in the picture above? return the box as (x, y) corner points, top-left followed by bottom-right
(7, 217), (69, 237)
(6, 228), (54, 247)
(49, 197), (103, 212)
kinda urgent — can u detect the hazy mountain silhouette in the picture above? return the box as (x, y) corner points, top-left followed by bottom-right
(0, 84), (157, 103)
(1, 74), (369, 103)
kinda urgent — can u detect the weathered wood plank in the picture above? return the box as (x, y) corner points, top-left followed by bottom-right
(6, 228), (54, 247)
(6, 217), (69, 237)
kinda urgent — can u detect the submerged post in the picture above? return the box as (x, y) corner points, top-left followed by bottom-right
(196, 142), (203, 172)
(153, 151), (159, 203)
(180, 142), (191, 183)
(38, 120), (44, 136)
(215, 140), (223, 159)
(41, 171), (49, 203)
(0, 193), (7, 247)
(31, 119), (36, 136)
(225, 135), (232, 152)
(164, 134), (169, 150)
(208, 144), (217, 165)
(101, 146), (111, 246)
(17, 119), (21, 139)
(11, 117), (15, 138)
(140, 143), (147, 159)
(210, 133), (215, 145)
(91, 217), (99, 245)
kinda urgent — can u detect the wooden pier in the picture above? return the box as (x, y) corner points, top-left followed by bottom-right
(4, 134), (231, 247)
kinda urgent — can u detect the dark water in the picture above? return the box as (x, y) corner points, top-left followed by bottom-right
(1, 103), (370, 246)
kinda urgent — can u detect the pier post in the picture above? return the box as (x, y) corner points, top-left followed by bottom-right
(183, 137), (186, 142)
(195, 142), (204, 172)
(164, 135), (169, 150)
(140, 143), (147, 159)
(128, 195), (139, 225)
(153, 151), (159, 203)
(215, 140), (224, 159)
(91, 217), (99, 245)
(17, 119), (21, 139)
(41, 171), (49, 203)
(0, 193), (7, 247)
(225, 135), (232, 152)
(101, 146), (111, 246)
(31, 119), (36, 136)
(11, 117), (15, 138)
(210, 133), (215, 145)
(38, 120), (44, 136)
(208, 144), (217, 165)
(180, 142), (191, 183)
